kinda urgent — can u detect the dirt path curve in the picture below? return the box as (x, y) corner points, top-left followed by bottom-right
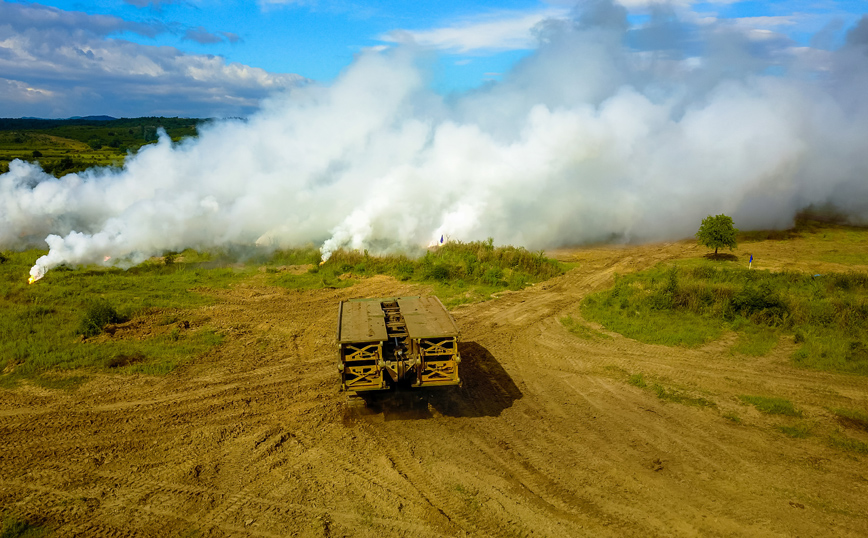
(2, 241), (867, 537)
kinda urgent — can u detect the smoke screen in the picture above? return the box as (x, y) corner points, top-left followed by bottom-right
(3, 2), (868, 278)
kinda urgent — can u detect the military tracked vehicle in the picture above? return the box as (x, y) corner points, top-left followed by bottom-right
(336, 296), (461, 392)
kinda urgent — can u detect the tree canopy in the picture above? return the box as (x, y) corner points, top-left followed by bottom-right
(696, 214), (738, 255)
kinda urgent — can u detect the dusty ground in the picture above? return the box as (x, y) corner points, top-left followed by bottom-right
(2, 237), (868, 537)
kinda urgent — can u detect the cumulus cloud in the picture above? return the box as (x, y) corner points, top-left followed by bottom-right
(0, 2), (302, 117)
(3, 1), (868, 281)
(0, 1), (165, 37)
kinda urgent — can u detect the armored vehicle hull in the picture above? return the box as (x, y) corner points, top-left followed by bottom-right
(336, 296), (461, 392)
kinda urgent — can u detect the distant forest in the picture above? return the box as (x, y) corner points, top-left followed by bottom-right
(0, 116), (207, 131)
(0, 116), (208, 177)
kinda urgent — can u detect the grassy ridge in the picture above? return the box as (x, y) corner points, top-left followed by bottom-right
(304, 239), (562, 307)
(581, 261), (868, 375)
(267, 239), (563, 307)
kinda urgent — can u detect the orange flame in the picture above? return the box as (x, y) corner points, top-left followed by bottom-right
(28, 275), (37, 285)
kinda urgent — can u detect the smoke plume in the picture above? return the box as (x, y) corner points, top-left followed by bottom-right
(3, 2), (868, 279)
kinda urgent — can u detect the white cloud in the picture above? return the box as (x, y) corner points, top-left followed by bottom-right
(379, 8), (568, 54)
(734, 16), (797, 28)
(0, 2), (306, 117)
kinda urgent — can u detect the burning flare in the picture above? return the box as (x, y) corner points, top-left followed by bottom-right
(28, 264), (45, 285)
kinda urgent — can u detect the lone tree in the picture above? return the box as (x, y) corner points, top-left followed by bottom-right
(696, 214), (738, 255)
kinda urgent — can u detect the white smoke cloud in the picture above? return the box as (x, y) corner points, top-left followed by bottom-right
(4, 2), (868, 279)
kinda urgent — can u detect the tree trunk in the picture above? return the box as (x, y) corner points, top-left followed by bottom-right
(714, 247), (718, 254)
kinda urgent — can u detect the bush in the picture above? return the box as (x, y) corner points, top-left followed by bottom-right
(424, 263), (451, 281)
(481, 267), (504, 286)
(77, 299), (124, 337)
(731, 282), (789, 325)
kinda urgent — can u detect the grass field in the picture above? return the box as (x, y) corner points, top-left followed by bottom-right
(0, 240), (562, 385)
(579, 223), (868, 376)
(0, 249), (244, 385)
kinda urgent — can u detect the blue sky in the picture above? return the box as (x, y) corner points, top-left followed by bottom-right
(0, 0), (866, 117)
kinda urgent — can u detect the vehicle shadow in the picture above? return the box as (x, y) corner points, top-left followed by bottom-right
(349, 341), (523, 421)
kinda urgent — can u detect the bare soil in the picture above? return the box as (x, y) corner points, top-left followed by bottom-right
(2, 239), (868, 537)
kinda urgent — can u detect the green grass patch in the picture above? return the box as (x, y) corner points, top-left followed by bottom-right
(820, 252), (868, 266)
(831, 408), (868, 432)
(31, 375), (87, 391)
(723, 412), (742, 424)
(561, 315), (611, 340)
(452, 484), (481, 512)
(582, 290), (725, 347)
(730, 324), (778, 356)
(581, 261), (868, 374)
(628, 373), (647, 388)
(778, 423), (812, 438)
(651, 383), (716, 407)
(740, 395), (802, 417)
(0, 511), (48, 538)
(625, 372), (715, 408)
(829, 432), (868, 454)
(272, 269), (356, 291)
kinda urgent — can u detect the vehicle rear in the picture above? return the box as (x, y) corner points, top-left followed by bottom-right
(336, 296), (461, 392)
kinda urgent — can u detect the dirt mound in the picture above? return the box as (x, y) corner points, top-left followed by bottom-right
(1, 240), (867, 536)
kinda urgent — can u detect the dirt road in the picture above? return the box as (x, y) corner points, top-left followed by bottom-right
(2, 240), (867, 537)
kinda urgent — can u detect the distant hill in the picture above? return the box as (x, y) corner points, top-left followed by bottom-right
(68, 115), (117, 121)
(0, 116), (204, 131)
(0, 116), (207, 177)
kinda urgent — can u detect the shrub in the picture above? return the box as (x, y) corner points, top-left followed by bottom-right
(77, 299), (124, 337)
(425, 263), (451, 281)
(731, 282), (789, 326)
(481, 267), (504, 286)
